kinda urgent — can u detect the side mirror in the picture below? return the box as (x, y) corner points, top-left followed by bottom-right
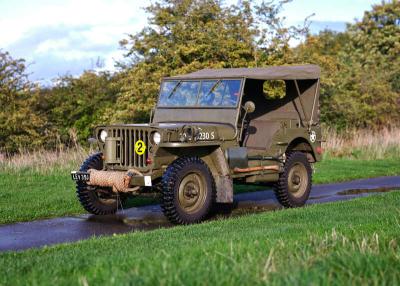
(244, 101), (255, 114)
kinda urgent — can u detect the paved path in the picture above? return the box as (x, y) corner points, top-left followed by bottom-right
(1, 176), (399, 252)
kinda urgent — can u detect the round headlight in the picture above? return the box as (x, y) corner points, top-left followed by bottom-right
(153, 132), (161, 144)
(99, 130), (108, 142)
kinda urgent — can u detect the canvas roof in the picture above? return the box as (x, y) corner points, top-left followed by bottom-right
(165, 65), (320, 81)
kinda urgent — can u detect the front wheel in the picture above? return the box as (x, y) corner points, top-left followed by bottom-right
(274, 152), (312, 208)
(161, 157), (216, 225)
(76, 153), (125, 215)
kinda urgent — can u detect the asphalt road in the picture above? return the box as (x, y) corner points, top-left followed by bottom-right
(1, 176), (399, 252)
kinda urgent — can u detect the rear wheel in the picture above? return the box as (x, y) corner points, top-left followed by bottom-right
(161, 157), (216, 224)
(76, 153), (125, 215)
(274, 152), (312, 207)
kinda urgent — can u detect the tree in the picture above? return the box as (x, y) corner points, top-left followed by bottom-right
(112, 0), (307, 123)
(44, 71), (121, 144)
(0, 50), (48, 152)
(294, 0), (400, 129)
(333, 0), (400, 128)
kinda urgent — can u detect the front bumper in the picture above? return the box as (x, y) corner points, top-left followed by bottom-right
(70, 170), (153, 190)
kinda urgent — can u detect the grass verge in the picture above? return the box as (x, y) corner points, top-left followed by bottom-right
(313, 157), (400, 184)
(0, 173), (155, 225)
(0, 158), (399, 224)
(1, 191), (399, 285)
(322, 127), (400, 159)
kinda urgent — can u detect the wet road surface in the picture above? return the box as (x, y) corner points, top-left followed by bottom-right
(1, 176), (399, 252)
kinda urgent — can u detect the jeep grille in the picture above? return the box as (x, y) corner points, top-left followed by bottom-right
(109, 127), (149, 169)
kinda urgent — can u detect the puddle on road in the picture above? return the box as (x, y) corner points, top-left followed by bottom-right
(85, 201), (282, 228)
(309, 195), (330, 200)
(87, 212), (172, 230)
(122, 216), (170, 227)
(87, 214), (129, 224)
(86, 187), (399, 227)
(85, 187), (398, 228)
(337, 187), (396, 196)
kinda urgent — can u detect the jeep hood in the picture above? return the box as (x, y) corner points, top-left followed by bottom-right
(105, 122), (236, 141)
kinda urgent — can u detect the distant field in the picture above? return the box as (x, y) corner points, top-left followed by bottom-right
(1, 191), (399, 285)
(0, 158), (399, 224)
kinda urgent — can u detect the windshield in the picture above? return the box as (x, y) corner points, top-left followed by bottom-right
(158, 79), (242, 107)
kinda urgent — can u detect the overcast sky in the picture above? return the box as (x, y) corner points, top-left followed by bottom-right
(0, 0), (382, 83)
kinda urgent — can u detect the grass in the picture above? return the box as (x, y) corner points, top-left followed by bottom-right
(313, 157), (400, 183)
(0, 146), (89, 174)
(0, 191), (399, 285)
(0, 172), (79, 224)
(322, 127), (400, 159)
(0, 172), (157, 225)
(0, 157), (399, 225)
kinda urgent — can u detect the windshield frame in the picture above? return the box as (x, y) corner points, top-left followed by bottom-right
(156, 78), (244, 109)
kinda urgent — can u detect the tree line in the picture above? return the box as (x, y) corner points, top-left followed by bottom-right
(0, 0), (399, 152)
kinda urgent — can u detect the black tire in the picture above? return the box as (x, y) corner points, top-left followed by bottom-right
(161, 157), (216, 225)
(274, 152), (312, 208)
(76, 153), (124, 215)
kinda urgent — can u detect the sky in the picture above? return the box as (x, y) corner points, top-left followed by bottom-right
(0, 0), (382, 83)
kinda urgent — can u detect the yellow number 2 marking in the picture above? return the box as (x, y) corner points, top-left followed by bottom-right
(134, 140), (146, 155)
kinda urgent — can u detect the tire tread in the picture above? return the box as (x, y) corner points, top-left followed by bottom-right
(161, 157), (216, 225)
(76, 153), (119, 215)
(274, 151), (312, 208)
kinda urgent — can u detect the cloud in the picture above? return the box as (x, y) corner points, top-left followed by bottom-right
(0, 0), (149, 46)
(5, 23), (127, 82)
(0, 0), (149, 82)
(0, 0), (381, 82)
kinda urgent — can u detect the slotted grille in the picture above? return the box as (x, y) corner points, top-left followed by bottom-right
(110, 128), (149, 168)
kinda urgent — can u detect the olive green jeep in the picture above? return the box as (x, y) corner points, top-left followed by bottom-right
(71, 65), (323, 224)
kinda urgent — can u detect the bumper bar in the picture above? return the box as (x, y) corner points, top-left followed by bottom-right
(70, 170), (152, 192)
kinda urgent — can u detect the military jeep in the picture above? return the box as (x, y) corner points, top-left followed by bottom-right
(71, 65), (323, 224)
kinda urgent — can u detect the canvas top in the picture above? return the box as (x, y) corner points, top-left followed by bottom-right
(165, 65), (321, 81)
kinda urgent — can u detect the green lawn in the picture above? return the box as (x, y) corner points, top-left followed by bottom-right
(313, 158), (400, 184)
(0, 172), (155, 225)
(0, 158), (399, 224)
(1, 191), (399, 285)
(0, 172), (78, 224)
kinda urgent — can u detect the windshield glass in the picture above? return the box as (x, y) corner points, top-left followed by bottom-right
(158, 79), (241, 107)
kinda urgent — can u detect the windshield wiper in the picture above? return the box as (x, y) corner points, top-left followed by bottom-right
(168, 80), (182, 98)
(205, 80), (221, 97)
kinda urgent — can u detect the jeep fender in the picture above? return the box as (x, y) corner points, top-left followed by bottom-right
(200, 147), (233, 203)
(286, 137), (316, 162)
(158, 146), (233, 203)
